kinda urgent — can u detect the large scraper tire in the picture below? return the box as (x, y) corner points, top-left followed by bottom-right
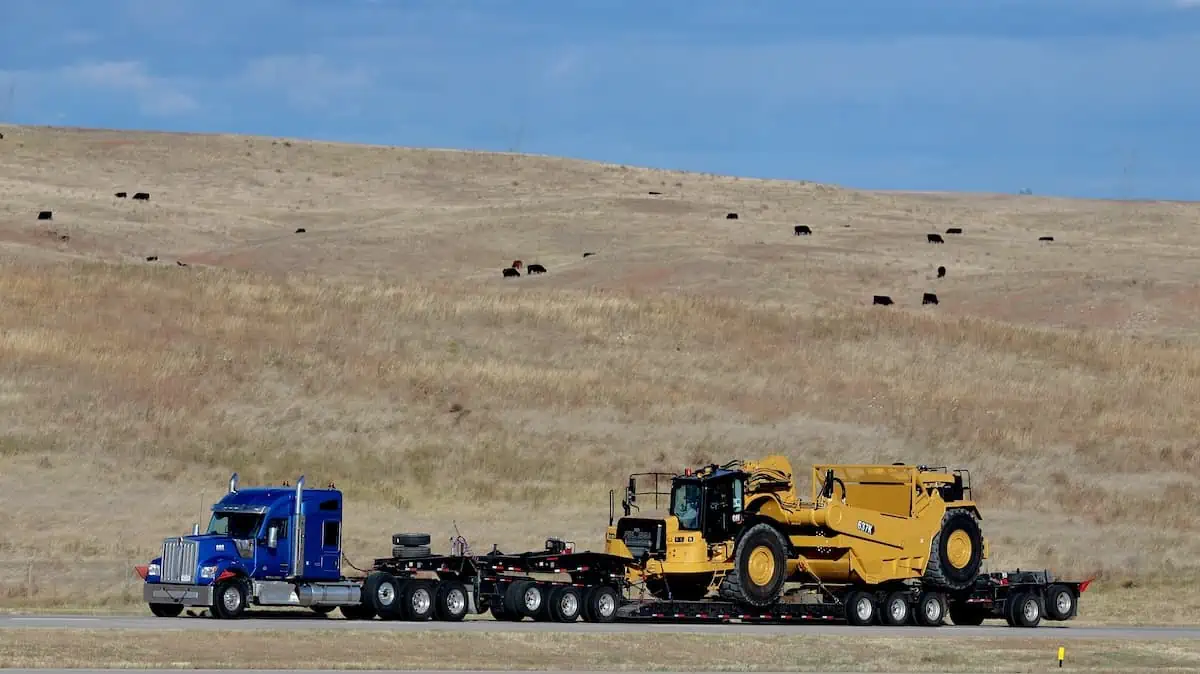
(719, 523), (788, 607)
(923, 509), (984, 591)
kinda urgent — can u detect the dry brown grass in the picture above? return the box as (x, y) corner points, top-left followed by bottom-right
(3, 628), (1199, 672)
(1, 124), (1199, 618)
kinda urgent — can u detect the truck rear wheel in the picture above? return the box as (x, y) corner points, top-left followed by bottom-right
(149, 603), (184, 618)
(922, 509), (985, 591)
(719, 523), (789, 607)
(364, 571), (403, 620)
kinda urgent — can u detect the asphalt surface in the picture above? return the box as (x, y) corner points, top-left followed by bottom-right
(2, 612), (1200, 640)
(0, 671), (913, 674)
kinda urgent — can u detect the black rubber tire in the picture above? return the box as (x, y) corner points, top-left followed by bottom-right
(339, 602), (376, 620)
(392, 532), (432, 546)
(149, 603), (184, 618)
(433, 580), (469, 622)
(1044, 584), (1075, 621)
(504, 579), (545, 618)
(393, 545), (433, 559)
(880, 591), (910, 626)
(718, 523), (789, 607)
(584, 585), (620, 623)
(1008, 591), (1043, 628)
(364, 571), (404, 619)
(922, 509), (985, 591)
(401, 579), (436, 621)
(844, 590), (877, 626)
(914, 591), (946, 626)
(548, 586), (583, 623)
(211, 578), (249, 619)
(948, 601), (986, 626)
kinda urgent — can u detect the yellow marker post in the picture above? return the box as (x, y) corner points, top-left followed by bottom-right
(1058, 646), (1065, 668)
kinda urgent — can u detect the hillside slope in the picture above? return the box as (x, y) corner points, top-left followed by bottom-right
(1, 124), (1198, 618)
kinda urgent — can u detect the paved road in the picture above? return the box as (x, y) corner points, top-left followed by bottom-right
(0, 671), (913, 674)
(2, 613), (1200, 640)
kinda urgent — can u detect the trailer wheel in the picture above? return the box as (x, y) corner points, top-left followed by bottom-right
(948, 601), (985, 626)
(1007, 591), (1043, 628)
(720, 523), (789, 607)
(211, 577), (248, 619)
(149, 603), (184, 618)
(881, 591), (910, 626)
(402, 579), (436, 621)
(844, 590), (877, 626)
(1044, 584), (1074, 621)
(914, 591), (946, 627)
(548, 586), (583, 623)
(504, 579), (544, 619)
(584, 585), (619, 623)
(364, 571), (403, 619)
(434, 580), (469, 622)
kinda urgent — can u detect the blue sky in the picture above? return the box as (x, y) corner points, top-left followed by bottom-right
(1, 0), (1198, 200)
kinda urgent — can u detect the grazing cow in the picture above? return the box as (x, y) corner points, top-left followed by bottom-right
(582, 252), (596, 258)
(132, 192), (150, 201)
(0, 132), (4, 140)
(37, 211), (52, 220)
(923, 292), (939, 305)
(946, 227), (963, 234)
(511, 260), (523, 270)
(176, 260), (188, 267)
(648, 191), (662, 195)
(502, 267), (520, 278)
(726, 212), (738, 220)
(527, 263), (547, 274)
(115, 192), (127, 198)
(937, 265), (946, 278)
(58, 234), (69, 242)
(927, 233), (944, 244)
(295, 227), (306, 233)
(873, 295), (894, 306)
(1039, 236), (1054, 242)
(146, 256), (158, 262)
(793, 225), (812, 235)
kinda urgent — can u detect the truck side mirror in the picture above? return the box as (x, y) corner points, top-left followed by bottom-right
(267, 526), (278, 549)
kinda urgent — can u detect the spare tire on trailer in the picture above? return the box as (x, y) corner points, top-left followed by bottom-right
(392, 532), (432, 547)
(922, 509), (985, 591)
(393, 545), (432, 559)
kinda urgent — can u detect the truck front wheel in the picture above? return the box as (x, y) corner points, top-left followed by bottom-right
(149, 603), (184, 618)
(211, 578), (248, 619)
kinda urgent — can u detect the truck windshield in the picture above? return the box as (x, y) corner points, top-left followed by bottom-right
(207, 512), (263, 539)
(671, 481), (702, 530)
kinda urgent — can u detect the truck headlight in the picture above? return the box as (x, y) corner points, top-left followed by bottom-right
(148, 563), (160, 577)
(199, 565), (218, 579)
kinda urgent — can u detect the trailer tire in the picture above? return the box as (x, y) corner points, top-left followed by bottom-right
(364, 571), (403, 619)
(211, 577), (249, 619)
(149, 603), (184, 618)
(433, 580), (469, 622)
(393, 545), (432, 559)
(548, 586), (583, 623)
(1007, 591), (1043, 628)
(922, 509), (985, 591)
(914, 591), (946, 626)
(504, 579), (544, 619)
(948, 601), (986, 626)
(584, 585), (619, 623)
(1044, 584), (1074, 621)
(401, 579), (436, 621)
(881, 591), (910, 626)
(720, 523), (789, 607)
(392, 532), (432, 547)
(845, 590), (877, 626)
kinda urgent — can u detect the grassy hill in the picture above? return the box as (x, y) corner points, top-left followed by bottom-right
(1, 123), (1198, 620)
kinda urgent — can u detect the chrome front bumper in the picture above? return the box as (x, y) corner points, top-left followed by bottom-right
(144, 583), (214, 606)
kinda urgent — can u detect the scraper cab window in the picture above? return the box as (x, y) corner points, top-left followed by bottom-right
(207, 512), (263, 539)
(672, 482), (702, 530)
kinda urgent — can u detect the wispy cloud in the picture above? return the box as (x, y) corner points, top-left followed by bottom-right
(60, 61), (198, 116)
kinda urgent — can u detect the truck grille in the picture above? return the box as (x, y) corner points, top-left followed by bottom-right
(161, 538), (198, 583)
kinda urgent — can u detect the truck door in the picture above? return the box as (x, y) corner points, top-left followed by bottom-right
(257, 516), (291, 578)
(702, 476), (738, 543)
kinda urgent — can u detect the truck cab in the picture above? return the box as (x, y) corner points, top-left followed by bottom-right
(136, 473), (362, 618)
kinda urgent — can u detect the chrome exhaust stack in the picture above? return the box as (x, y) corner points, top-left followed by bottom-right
(229, 472), (239, 494)
(290, 475), (305, 579)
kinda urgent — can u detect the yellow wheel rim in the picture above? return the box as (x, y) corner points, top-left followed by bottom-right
(747, 546), (776, 587)
(947, 530), (972, 569)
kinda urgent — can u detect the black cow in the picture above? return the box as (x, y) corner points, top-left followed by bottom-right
(648, 191), (662, 195)
(176, 260), (188, 267)
(923, 292), (939, 305)
(37, 211), (52, 221)
(115, 191), (127, 198)
(0, 132), (4, 140)
(937, 265), (946, 278)
(794, 225), (811, 235)
(295, 227), (306, 233)
(582, 252), (596, 258)
(873, 295), (894, 306)
(726, 212), (738, 220)
(927, 233), (944, 244)
(146, 256), (158, 262)
(502, 267), (520, 278)
(133, 192), (150, 201)
(527, 264), (547, 274)
(1039, 236), (1055, 242)
(946, 227), (963, 234)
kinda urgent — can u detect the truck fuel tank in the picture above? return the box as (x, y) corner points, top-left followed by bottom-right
(295, 582), (361, 606)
